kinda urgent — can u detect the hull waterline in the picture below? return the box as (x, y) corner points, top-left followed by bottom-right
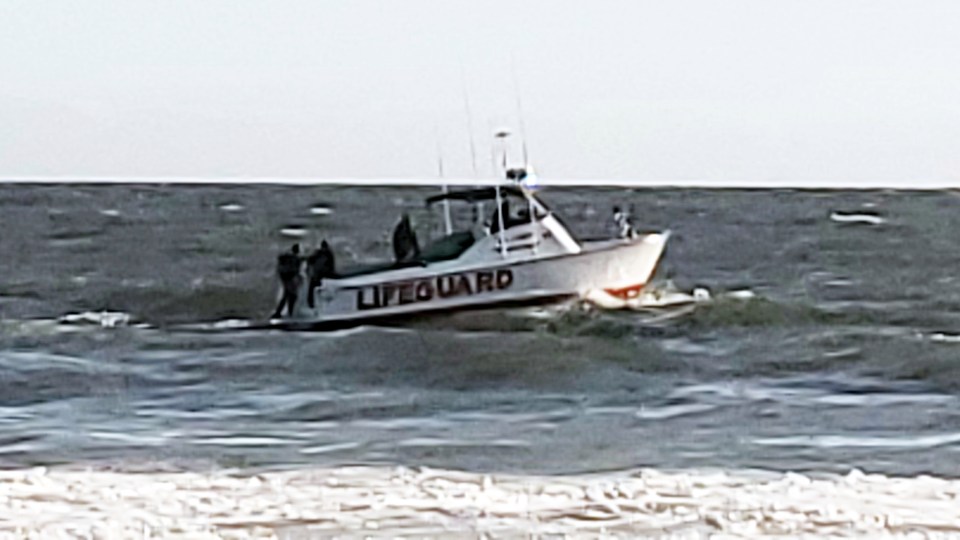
(288, 232), (669, 327)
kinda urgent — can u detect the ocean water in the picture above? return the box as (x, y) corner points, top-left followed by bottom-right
(2, 184), (960, 477)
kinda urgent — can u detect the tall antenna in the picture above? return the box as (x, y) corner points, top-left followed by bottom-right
(460, 64), (479, 178)
(434, 121), (445, 178)
(434, 121), (452, 235)
(488, 119), (499, 177)
(511, 55), (530, 167)
(495, 129), (511, 178)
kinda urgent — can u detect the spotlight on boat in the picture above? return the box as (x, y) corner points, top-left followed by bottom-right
(506, 166), (540, 191)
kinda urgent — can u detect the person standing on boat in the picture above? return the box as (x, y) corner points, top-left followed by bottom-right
(490, 199), (512, 234)
(392, 214), (420, 263)
(272, 243), (303, 319)
(305, 240), (335, 309)
(613, 206), (637, 239)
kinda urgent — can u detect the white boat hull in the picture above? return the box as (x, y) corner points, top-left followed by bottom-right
(290, 232), (669, 326)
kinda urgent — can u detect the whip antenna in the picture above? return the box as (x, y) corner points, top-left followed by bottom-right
(460, 65), (479, 178)
(434, 120), (453, 235)
(511, 55), (530, 168)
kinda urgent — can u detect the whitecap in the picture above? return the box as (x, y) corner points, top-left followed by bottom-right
(280, 228), (307, 237)
(822, 346), (861, 358)
(752, 432), (960, 449)
(823, 278), (856, 287)
(635, 403), (716, 420)
(0, 440), (40, 455)
(310, 206), (332, 215)
(812, 393), (953, 407)
(218, 203), (245, 212)
(300, 442), (362, 455)
(89, 431), (171, 446)
(929, 333), (960, 343)
(192, 436), (295, 447)
(395, 437), (530, 448)
(99, 209), (121, 217)
(829, 212), (885, 225)
(0, 351), (106, 372)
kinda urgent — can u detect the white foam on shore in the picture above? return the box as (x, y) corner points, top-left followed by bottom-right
(0, 465), (958, 538)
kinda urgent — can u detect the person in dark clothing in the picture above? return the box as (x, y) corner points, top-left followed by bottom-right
(490, 199), (530, 233)
(305, 240), (335, 309)
(392, 214), (420, 263)
(272, 243), (302, 319)
(613, 206), (636, 239)
(489, 200), (510, 234)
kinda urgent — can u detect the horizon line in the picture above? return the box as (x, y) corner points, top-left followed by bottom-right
(0, 176), (957, 190)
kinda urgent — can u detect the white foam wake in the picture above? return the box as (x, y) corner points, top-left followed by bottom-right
(583, 282), (722, 311)
(58, 311), (133, 328)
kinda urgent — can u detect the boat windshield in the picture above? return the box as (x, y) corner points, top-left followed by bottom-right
(424, 186), (525, 206)
(416, 186), (542, 259)
(428, 185), (546, 230)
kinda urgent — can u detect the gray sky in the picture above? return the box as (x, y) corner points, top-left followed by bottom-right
(1, 0), (958, 185)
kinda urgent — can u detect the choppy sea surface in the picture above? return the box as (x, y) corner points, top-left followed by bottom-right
(2, 184), (960, 477)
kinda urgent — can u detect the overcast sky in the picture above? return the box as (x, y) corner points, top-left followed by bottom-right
(1, 1), (958, 185)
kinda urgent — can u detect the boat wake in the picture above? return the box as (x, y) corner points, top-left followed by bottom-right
(5, 279), (924, 356)
(58, 310), (137, 328)
(64, 287), (800, 337)
(0, 311), (147, 339)
(583, 281), (718, 311)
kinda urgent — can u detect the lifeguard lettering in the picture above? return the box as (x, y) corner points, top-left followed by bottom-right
(356, 269), (514, 310)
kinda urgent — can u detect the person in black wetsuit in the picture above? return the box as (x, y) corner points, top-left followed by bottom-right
(272, 243), (302, 318)
(305, 240), (335, 309)
(490, 199), (529, 233)
(489, 200), (510, 234)
(392, 214), (420, 263)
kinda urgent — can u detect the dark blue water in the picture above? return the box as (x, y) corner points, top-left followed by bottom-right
(2, 185), (960, 476)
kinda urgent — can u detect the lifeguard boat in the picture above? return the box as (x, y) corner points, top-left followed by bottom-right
(280, 169), (669, 327)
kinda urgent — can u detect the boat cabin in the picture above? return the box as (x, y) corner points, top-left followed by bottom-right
(332, 182), (582, 280)
(422, 184), (581, 263)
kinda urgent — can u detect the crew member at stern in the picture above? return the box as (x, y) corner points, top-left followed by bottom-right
(613, 206), (637, 239)
(272, 243), (303, 319)
(392, 214), (421, 264)
(306, 240), (336, 309)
